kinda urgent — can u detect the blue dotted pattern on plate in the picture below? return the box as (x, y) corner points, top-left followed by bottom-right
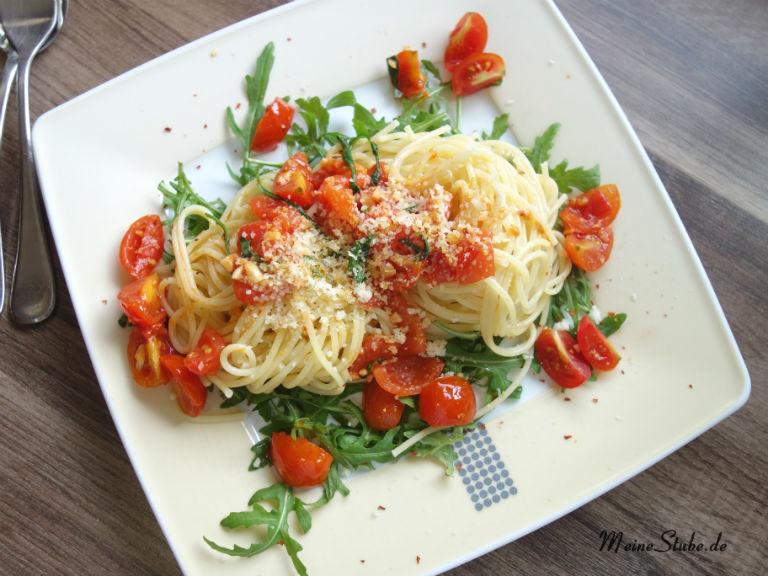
(455, 426), (517, 511)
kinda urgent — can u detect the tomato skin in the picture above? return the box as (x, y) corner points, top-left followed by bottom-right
(419, 375), (477, 427)
(372, 355), (445, 396)
(184, 327), (227, 375)
(534, 327), (591, 389)
(451, 52), (506, 96)
(118, 273), (166, 328)
(272, 152), (315, 208)
(362, 380), (405, 430)
(250, 97), (294, 152)
(423, 228), (495, 285)
(270, 431), (333, 487)
(576, 316), (620, 371)
(444, 12), (488, 72)
(314, 175), (362, 236)
(119, 215), (165, 279)
(127, 325), (174, 388)
(560, 184), (621, 233)
(565, 227), (614, 272)
(393, 49), (426, 99)
(348, 334), (399, 377)
(160, 354), (208, 417)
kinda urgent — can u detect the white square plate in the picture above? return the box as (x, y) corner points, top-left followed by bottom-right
(33, 0), (750, 574)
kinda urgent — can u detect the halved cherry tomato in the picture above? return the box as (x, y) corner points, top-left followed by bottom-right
(250, 97), (294, 153)
(560, 184), (621, 234)
(423, 228), (495, 285)
(444, 12), (488, 72)
(238, 203), (302, 258)
(372, 355), (445, 397)
(314, 175), (362, 236)
(311, 157), (371, 191)
(419, 375), (477, 426)
(248, 194), (286, 219)
(270, 431), (333, 487)
(362, 380), (405, 431)
(390, 49), (426, 99)
(348, 334), (399, 377)
(126, 325), (174, 388)
(451, 52), (506, 96)
(565, 227), (614, 272)
(272, 152), (315, 208)
(118, 273), (166, 328)
(534, 327), (591, 388)
(119, 215), (165, 279)
(184, 327), (227, 375)
(576, 315), (620, 371)
(160, 354), (208, 417)
(232, 276), (293, 306)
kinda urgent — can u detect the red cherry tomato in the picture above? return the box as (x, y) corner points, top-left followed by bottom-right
(451, 52), (505, 96)
(348, 334), (399, 378)
(560, 184), (621, 234)
(314, 175), (362, 237)
(423, 228), (495, 285)
(565, 227), (614, 272)
(126, 325), (174, 388)
(576, 316), (620, 371)
(534, 327), (591, 389)
(444, 12), (488, 72)
(119, 215), (165, 279)
(184, 327), (227, 375)
(392, 49), (426, 99)
(418, 375), (477, 427)
(118, 273), (166, 328)
(270, 431), (333, 488)
(160, 354), (208, 417)
(250, 97), (294, 153)
(362, 380), (405, 431)
(372, 355), (445, 397)
(272, 152), (315, 208)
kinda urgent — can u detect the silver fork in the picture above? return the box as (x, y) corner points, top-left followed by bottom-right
(0, 0), (65, 323)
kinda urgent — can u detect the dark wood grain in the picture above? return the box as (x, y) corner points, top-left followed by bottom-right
(1, 1), (765, 575)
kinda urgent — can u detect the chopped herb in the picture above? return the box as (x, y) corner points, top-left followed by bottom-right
(348, 235), (374, 282)
(398, 234), (429, 260)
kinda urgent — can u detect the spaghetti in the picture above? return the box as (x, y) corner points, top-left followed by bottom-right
(155, 125), (569, 400)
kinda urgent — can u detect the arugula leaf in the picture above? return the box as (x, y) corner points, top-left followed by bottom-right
(482, 113), (510, 140)
(598, 313), (627, 337)
(158, 163), (228, 254)
(548, 159), (601, 195)
(440, 336), (526, 402)
(546, 266), (593, 332)
(227, 42), (275, 161)
(524, 122), (560, 171)
(204, 483), (310, 576)
(348, 235), (374, 282)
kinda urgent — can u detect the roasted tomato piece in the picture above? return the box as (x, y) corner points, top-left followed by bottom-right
(372, 355), (445, 397)
(119, 214), (164, 280)
(232, 276), (293, 306)
(272, 152), (315, 208)
(444, 12), (488, 72)
(565, 227), (614, 272)
(270, 431), (333, 487)
(348, 334), (400, 377)
(576, 315), (620, 371)
(560, 184), (621, 233)
(311, 157), (371, 191)
(184, 327), (227, 375)
(118, 273), (166, 328)
(160, 353), (208, 417)
(250, 97), (294, 153)
(389, 49), (427, 99)
(419, 375), (477, 426)
(362, 380), (405, 431)
(314, 175), (362, 236)
(127, 325), (174, 388)
(534, 327), (591, 389)
(451, 52), (505, 96)
(423, 228), (495, 285)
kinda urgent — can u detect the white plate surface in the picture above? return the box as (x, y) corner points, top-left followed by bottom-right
(33, 0), (750, 574)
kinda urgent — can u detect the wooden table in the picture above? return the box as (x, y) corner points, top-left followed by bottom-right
(1, 1), (765, 574)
